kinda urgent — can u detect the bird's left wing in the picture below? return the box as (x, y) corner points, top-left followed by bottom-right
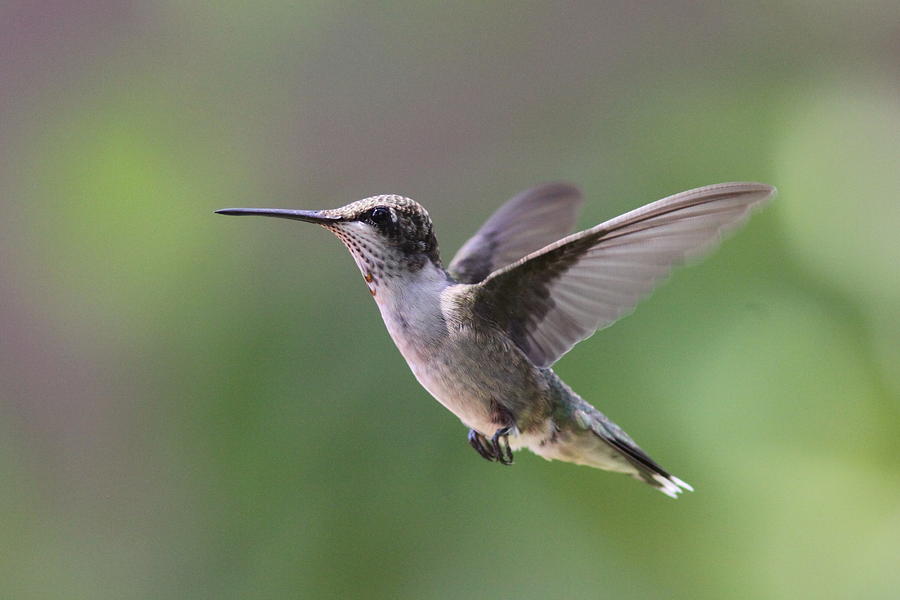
(448, 183), (583, 284)
(467, 182), (775, 368)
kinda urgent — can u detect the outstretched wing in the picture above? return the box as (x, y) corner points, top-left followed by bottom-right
(468, 182), (776, 368)
(448, 183), (583, 284)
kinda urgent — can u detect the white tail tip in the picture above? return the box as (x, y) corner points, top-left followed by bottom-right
(652, 474), (694, 498)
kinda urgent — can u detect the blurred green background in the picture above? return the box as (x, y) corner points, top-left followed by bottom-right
(2, 2), (898, 599)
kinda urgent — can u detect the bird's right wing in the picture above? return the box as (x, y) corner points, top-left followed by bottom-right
(448, 183), (583, 284)
(467, 182), (776, 368)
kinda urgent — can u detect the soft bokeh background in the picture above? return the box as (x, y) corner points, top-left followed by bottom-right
(2, 2), (898, 598)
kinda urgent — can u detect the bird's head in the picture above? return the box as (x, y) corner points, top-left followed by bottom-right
(216, 195), (442, 290)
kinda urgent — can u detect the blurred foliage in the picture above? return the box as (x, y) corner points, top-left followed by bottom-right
(1, 2), (898, 599)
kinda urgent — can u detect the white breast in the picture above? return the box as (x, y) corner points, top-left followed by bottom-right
(373, 266), (497, 433)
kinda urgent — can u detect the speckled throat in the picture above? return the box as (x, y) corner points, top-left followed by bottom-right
(318, 195), (443, 293)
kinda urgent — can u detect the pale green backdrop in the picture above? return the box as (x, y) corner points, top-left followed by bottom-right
(1, 2), (898, 599)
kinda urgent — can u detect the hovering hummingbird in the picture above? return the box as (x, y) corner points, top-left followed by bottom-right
(217, 181), (774, 497)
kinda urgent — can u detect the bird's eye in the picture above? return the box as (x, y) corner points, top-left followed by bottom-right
(368, 207), (392, 226)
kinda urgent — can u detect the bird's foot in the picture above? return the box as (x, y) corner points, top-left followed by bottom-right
(468, 429), (497, 462)
(491, 426), (514, 465)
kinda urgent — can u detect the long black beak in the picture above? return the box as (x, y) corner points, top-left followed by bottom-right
(214, 208), (341, 224)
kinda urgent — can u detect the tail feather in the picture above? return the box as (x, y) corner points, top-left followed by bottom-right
(537, 372), (692, 497)
(576, 405), (693, 498)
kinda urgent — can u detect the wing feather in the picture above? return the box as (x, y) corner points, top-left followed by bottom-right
(470, 182), (775, 367)
(448, 183), (583, 284)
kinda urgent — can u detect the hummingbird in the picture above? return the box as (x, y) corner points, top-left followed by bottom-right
(217, 181), (774, 497)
